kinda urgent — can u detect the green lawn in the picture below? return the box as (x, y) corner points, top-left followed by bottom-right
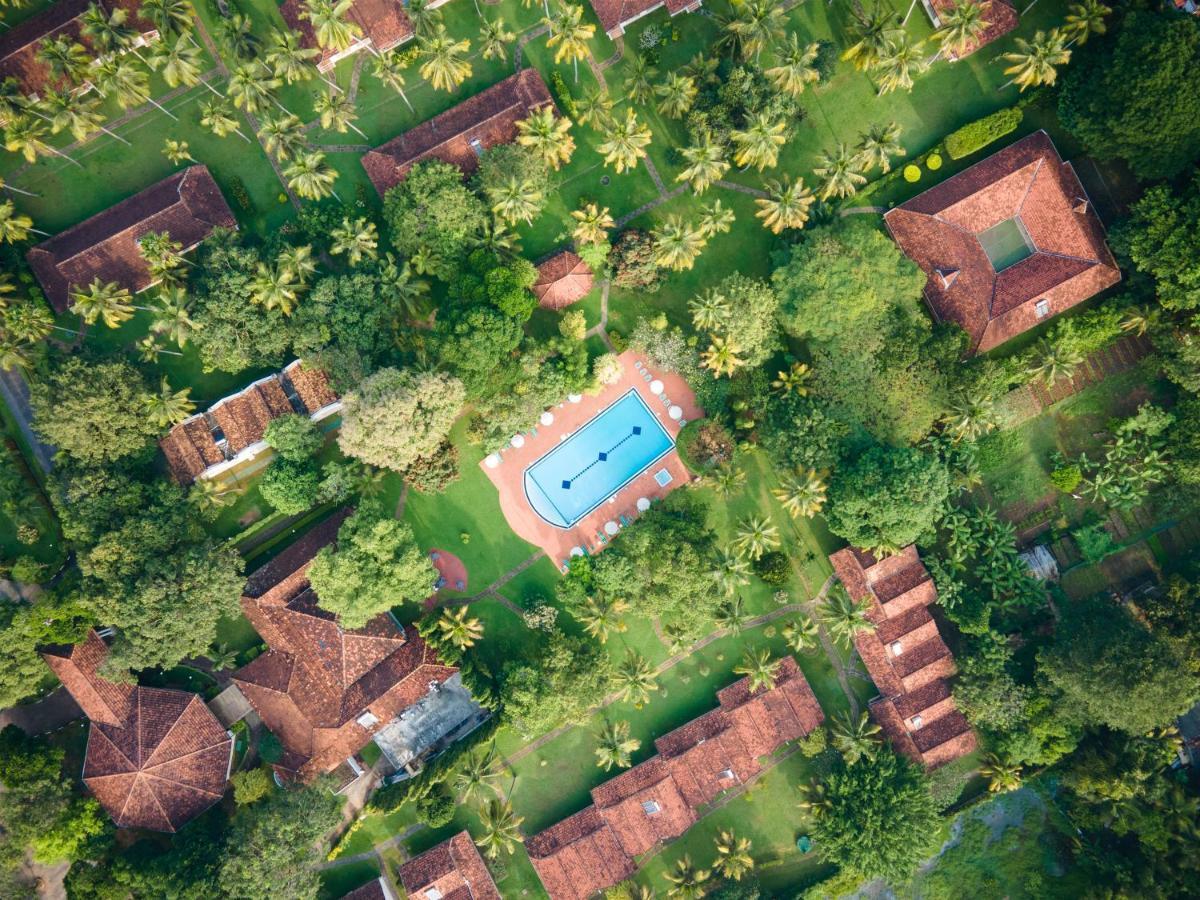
(317, 858), (381, 900)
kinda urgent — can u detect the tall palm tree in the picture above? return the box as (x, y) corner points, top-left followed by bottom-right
(189, 478), (239, 516)
(406, 0), (445, 40)
(1064, 0), (1110, 45)
(94, 57), (174, 119)
(139, 230), (187, 285)
(143, 376), (195, 427)
(624, 53), (657, 105)
(0, 341), (35, 374)
(856, 120), (905, 173)
(3, 302), (53, 343)
(710, 547), (751, 597)
(372, 51), (414, 111)
(207, 642), (239, 672)
(676, 132), (729, 194)
(0, 80), (29, 129)
(653, 215), (705, 272)
(842, 0), (894, 71)
(765, 34), (820, 98)
(574, 86), (614, 129)
(474, 799), (524, 860)
(733, 515), (779, 560)
(162, 138), (194, 164)
(227, 60), (281, 113)
(615, 651), (658, 707)
(664, 856), (710, 899)
(700, 334), (745, 376)
(713, 830), (754, 881)
(707, 462), (746, 498)
(278, 244), (318, 285)
(80, 3), (138, 57)
(682, 51), (721, 87)
(819, 586), (875, 648)
(577, 595), (630, 644)
(597, 108), (651, 173)
(455, 743), (504, 805)
(314, 89), (366, 137)
(1026, 338), (1082, 386)
(719, 0), (784, 62)
(942, 392), (998, 442)
(419, 25), (473, 92)
(755, 176), (815, 233)
(594, 719), (640, 771)
(772, 468), (826, 518)
(544, 4), (594, 82)
(932, 0), (988, 60)
(258, 112), (307, 159)
(489, 176), (542, 225)
(1000, 29), (1070, 91)
(284, 151), (339, 201)
(302, 0), (363, 52)
(70, 278), (134, 327)
(151, 286), (197, 346)
(200, 97), (250, 142)
(516, 106), (575, 170)
(479, 17), (515, 60)
(378, 253), (428, 318)
(689, 288), (729, 332)
(814, 142), (868, 200)
(5, 115), (82, 167)
(249, 261), (302, 315)
(149, 33), (214, 94)
(266, 28), (319, 84)
(141, 0), (195, 37)
(331, 216), (378, 265)
(782, 616), (820, 654)
(980, 753), (1022, 792)
(570, 202), (614, 246)
(36, 36), (91, 85)
(731, 113), (787, 171)
(734, 647), (780, 694)
(35, 90), (113, 143)
(715, 595), (749, 635)
(436, 606), (484, 651)
(772, 361), (811, 395)
(698, 198), (735, 239)
(655, 72), (696, 119)
(831, 710), (881, 765)
(216, 12), (261, 61)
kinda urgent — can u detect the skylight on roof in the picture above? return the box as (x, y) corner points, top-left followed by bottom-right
(978, 217), (1034, 272)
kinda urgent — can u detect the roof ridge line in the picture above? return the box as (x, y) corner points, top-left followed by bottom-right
(119, 770), (175, 830)
(138, 693), (201, 767)
(137, 767), (225, 797)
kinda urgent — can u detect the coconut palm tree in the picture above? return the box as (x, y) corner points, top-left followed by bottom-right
(1064, 0), (1110, 46)
(932, 0), (988, 60)
(715, 595), (749, 635)
(227, 60), (281, 113)
(266, 28), (319, 84)
(664, 856), (710, 899)
(942, 392), (998, 442)
(474, 799), (524, 860)
(0, 201), (36, 244)
(36, 36), (91, 85)
(713, 830), (754, 881)
(92, 57), (167, 117)
(141, 0), (194, 37)
(652, 216), (704, 272)
(5, 115), (82, 167)
(707, 463), (746, 498)
(873, 33), (928, 97)
(1026, 338), (1082, 386)
(772, 361), (812, 395)
(0, 341), (35, 374)
(200, 97), (249, 141)
(718, 0), (784, 62)
(655, 72), (696, 119)
(814, 142), (868, 200)
(284, 151), (339, 201)
(765, 34), (820, 98)
(980, 753), (1022, 793)
(151, 286), (197, 346)
(819, 586), (875, 648)
(455, 743), (504, 806)
(734, 647), (780, 693)
(624, 53), (657, 105)
(755, 176), (815, 234)
(302, 0), (362, 52)
(80, 3), (138, 57)
(570, 201), (614, 246)
(207, 641), (238, 671)
(436, 606), (484, 651)
(314, 88), (366, 137)
(1001, 29), (1070, 91)
(278, 244), (318, 286)
(731, 113), (787, 171)
(257, 112), (307, 160)
(842, 0), (894, 71)
(330, 216), (378, 265)
(598, 108), (651, 173)
(372, 52), (414, 111)
(479, 17), (515, 60)
(2, 302), (53, 343)
(577, 595), (631, 644)
(689, 288), (730, 333)
(710, 548), (751, 597)
(676, 132), (729, 194)
(773, 468), (826, 519)
(217, 12), (261, 61)
(698, 198), (735, 239)
(1120, 305), (1158, 337)
(516, 106), (575, 170)
(250, 261), (302, 315)
(139, 230), (187, 285)
(700, 334), (745, 376)
(594, 719), (640, 771)
(489, 176), (542, 225)
(733, 515), (780, 560)
(162, 138), (194, 164)
(0, 80), (29, 129)
(406, 0), (445, 40)
(377, 252), (427, 318)
(831, 710), (881, 765)
(615, 651), (658, 707)
(856, 120), (905, 173)
(575, 86), (614, 129)
(70, 278), (134, 327)
(144, 376), (195, 427)
(419, 25), (472, 92)
(149, 33), (212, 93)
(544, 4), (594, 82)
(782, 616), (819, 654)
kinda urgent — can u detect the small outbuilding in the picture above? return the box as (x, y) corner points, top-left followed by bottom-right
(533, 251), (594, 310)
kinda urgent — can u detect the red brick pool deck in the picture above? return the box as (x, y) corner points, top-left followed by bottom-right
(480, 350), (703, 566)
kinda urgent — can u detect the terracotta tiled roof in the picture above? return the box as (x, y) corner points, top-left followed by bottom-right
(26, 165), (235, 314)
(285, 359), (339, 413)
(232, 514), (457, 781)
(533, 251), (594, 310)
(928, 0), (1018, 58)
(829, 546), (978, 769)
(884, 131), (1121, 353)
(526, 805), (636, 900)
(397, 831), (500, 900)
(340, 877), (392, 900)
(588, 0), (701, 37)
(278, 0), (414, 73)
(41, 632), (231, 832)
(361, 69), (555, 196)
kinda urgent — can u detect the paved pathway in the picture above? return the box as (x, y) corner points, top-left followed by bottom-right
(584, 279), (615, 350)
(598, 36), (625, 70)
(715, 178), (768, 199)
(614, 183), (688, 228)
(0, 368), (53, 472)
(514, 24), (550, 73)
(0, 687), (82, 736)
(839, 205), (886, 216)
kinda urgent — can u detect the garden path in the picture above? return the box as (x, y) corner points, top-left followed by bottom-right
(0, 368), (53, 472)
(0, 687), (82, 736)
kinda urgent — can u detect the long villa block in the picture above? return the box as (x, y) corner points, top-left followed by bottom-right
(278, 0), (454, 73)
(588, 0), (701, 38)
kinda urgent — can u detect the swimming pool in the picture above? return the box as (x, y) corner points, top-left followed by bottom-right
(523, 389), (674, 529)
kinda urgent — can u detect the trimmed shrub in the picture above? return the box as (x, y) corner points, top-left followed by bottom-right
(926, 153), (943, 170)
(231, 767), (272, 805)
(754, 550), (791, 585)
(903, 164), (921, 183)
(415, 782), (456, 827)
(549, 70), (578, 118)
(944, 108), (1024, 160)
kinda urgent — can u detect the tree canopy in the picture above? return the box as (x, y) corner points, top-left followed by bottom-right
(383, 160), (487, 279)
(1110, 171), (1200, 311)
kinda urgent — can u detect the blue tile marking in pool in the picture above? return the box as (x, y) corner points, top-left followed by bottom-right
(523, 389), (674, 529)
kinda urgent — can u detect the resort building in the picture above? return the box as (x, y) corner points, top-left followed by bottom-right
(533, 251), (595, 310)
(278, 0), (449, 73)
(397, 830), (501, 900)
(159, 360), (340, 485)
(0, 0), (158, 97)
(527, 656), (823, 899)
(921, 0), (1018, 58)
(588, 0), (702, 39)
(231, 511), (467, 784)
(338, 877), (399, 900)
(884, 131), (1121, 353)
(41, 631), (233, 832)
(829, 545), (978, 770)
(361, 69), (555, 196)
(26, 165), (236, 314)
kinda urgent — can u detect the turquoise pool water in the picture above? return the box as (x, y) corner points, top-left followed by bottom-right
(524, 390), (674, 529)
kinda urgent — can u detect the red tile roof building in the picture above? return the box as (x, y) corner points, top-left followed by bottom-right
(533, 251), (594, 310)
(885, 131), (1121, 353)
(278, 0), (442, 73)
(159, 360), (340, 485)
(829, 546), (978, 770)
(397, 830), (501, 900)
(41, 632), (232, 832)
(26, 165), (236, 314)
(340, 877), (398, 900)
(526, 656), (823, 899)
(232, 511), (458, 781)
(926, 0), (1018, 58)
(588, 0), (701, 38)
(361, 69), (554, 196)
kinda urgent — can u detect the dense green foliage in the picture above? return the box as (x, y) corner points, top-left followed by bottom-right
(383, 161), (487, 279)
(944, 107), (1023, 160)
(1111, 171), (1200, 311)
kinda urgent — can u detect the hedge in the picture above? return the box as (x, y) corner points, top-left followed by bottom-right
(944, 108), (1024, 160)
